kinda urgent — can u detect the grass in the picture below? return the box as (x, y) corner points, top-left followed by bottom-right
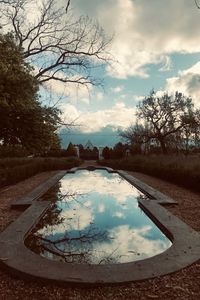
(98, 155), (200, 193)
(0, 157), (82, 188)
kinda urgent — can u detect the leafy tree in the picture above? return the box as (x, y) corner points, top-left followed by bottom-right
(0, 0), (111, 88)
(0, 32), (61, 153)
(15, 105), (61, 153)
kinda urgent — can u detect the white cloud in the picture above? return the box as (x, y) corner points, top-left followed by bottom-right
(61, 102), (136, 133)
(159, 56), (173, 72)
(60, 103), (81, 126)
(98, 204), (105, 213)
(181, 62), (200, 75)
(111, 86), (124, 93)
(113, 211), (124, 219)
(74, 0), (200, 79)
(43, 80), (91, 105)
(134, 95), (144, 102)
(165, 61), (200, 106)
(38, 206), (94, 234)
(96, 92), (104, 101)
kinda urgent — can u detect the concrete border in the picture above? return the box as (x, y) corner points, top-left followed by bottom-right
(0, 166), (200, 286)
(118, 170), (177, 205)
(12, 171), (67, 209)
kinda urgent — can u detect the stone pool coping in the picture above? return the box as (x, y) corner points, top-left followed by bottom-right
(12, 171), (67, 209)
(0, 166), (200, 286)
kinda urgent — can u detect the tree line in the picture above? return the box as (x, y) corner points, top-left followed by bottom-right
(102, 142), (129, 159)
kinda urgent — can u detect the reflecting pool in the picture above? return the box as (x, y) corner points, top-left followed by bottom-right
(25, 169), (171, 264)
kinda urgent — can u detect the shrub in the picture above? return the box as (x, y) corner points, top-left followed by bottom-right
(0, 157), (82, 188)
(98, 155), (200, 192)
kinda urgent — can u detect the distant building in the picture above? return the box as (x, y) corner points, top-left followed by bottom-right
(84, 140), (94, 150)
(125, 149), (131, 157)
(74, 145), (80, 158)
(98, 146), (104, 160)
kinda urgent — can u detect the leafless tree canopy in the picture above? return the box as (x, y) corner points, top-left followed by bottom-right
(0, 0), (111, 87)
(120, 91), (199, 154)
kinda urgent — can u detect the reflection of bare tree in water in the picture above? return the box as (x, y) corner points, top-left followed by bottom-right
(33, 225), (109, 264)
(26, 182), (128, 264)
(25, 185), (109, 264)
(25, 184), (85, 256)
(28, 222), (124, 264)
(40, 182), (87, 206)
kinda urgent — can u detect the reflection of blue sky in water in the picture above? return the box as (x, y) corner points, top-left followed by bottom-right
(30, 170), (171, 264)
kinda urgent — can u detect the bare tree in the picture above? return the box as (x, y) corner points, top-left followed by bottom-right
(0, 0), (111, 88)
(120, 123), (148, 145)
(136, 91), (197, 154)
(121, 91), (197, 154)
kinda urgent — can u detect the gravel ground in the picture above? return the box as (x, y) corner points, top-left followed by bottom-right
(0, 168), (200, 300)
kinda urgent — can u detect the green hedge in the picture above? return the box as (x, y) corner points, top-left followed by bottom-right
(0, 157), (82, 188)
(98, 155), (200, 192)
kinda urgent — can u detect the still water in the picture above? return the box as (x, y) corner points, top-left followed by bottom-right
(25, 169), (171, 264)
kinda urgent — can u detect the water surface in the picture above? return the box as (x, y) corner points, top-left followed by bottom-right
(25, 169), (171, 264)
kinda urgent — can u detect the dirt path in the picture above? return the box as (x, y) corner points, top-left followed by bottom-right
(0, 165), (200, 299)
(79, 160), (99, 167)
(128, 171), (200, 232)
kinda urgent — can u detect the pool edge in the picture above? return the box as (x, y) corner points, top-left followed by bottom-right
(0, 166), (200, 286)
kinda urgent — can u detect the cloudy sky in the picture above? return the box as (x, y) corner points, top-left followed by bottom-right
(48, 0), (200, 147)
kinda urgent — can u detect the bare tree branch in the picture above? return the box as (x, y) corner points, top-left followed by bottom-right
(195, 0), (200, 9)
(121, 91), (197, 154)
(65, 0), (71, 13)
(0, 0), (112, 88)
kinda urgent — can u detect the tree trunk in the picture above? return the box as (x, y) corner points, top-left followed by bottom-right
(159, 139), (168, 154)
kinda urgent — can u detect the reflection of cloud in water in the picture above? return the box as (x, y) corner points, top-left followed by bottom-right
(30, 170), (171, 264)
(98, 204), (105, 213)
(60, 171), (143, 204)
(38, 206), (94, 235)
(84, 200), (92, 207)
(113, 211), (125, 219)
(94, 225), (171, 264)
(61, 207), (94, 231)
(36, 224), (171, 264)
